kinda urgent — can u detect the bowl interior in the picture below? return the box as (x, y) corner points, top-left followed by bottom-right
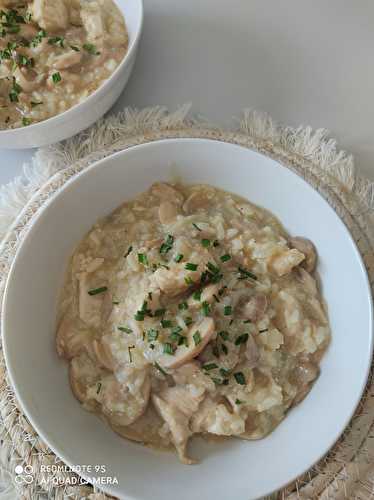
(3, 139), (373, 500)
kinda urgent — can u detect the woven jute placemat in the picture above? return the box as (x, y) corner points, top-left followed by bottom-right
(0, 106), (373, 500)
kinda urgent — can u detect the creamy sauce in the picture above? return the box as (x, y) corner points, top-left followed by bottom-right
(56, 182), (331, 463)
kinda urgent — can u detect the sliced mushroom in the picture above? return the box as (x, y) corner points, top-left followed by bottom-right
(69, 352), (101, 403)
(158, 201), (179, 224)
(187, 283), (219, 310)
(14, 67), (46, 93)
(270, 249), (305, 277)
(242, 294), (268, 322)
(159, 317), (215, 369)
(102, 370), (151, 426)
(151, 182), (184, 206)
(52, 50), (82, 70)
(93, 338), (116, 371)
(289, 237), (317, 273)
(56, 316), (91, 359)
(296, 267), (318, 296)
(245, 335), (260, 369)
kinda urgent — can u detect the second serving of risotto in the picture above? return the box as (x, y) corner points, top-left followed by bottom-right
(0, 0), (128, 128)
(57, 181), (330, 464)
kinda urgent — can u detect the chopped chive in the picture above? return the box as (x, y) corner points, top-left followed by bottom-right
(163, 343), (174, 355)
(220, 254), (231, 263)
(259, 328), (269, 333)
(192, 223), (202, 231)
(112, 300), (120, 305)
(22, 117), (31, 126)
(223, 305), (232, 316)
(83, 42), (100, 55)
(154, 362), (167, 376)
(30, 100), (43, 107)
(96, 382), (102, 394)
(185, 262), (198, 271)
(219, 331), (229, 341)
(148, 292), (153, 300)
(213, 240), (220, 247)
(160, 234), (174, 254)
(150, 343), (155, 349)
(212, 343), (220, 358)
(193, 289), (202, 301)
(174, 253), (183, 263)
(161, 319), (173, 328)
(70, 44), (80, 51)
(138, 253), (148, 265)
(147, 329), (158, 342)
(213, 294), (220, 303)
(48, 36), (64, 47)
(201, 239), (210, 248)
(203, 363), (218, 371)
(134, 311), (145, 321)
(178, 336), (188, 347)
(193, 330), (201, 345)
(235, 399), (243, 405)
(206, 262), (220, 275)
(243, 319), (251, 324)
(222, 379), (229, 385)
(229, 319), (234, 326)
(234, 372), (246, 385)
(154, 308), (166, 317)
(235, 333), (249, 345)
(88, 286), (108, 296)
(128, 345), (135, 362)
(211, 377), (223, 385)
(184, 316), (193, 326)
(221, 343), (228, 355)
(124, 245), (133, 257)
(219, 367), (230, 377)
(178, 301), (188, 310)
(238, 267), (258, 281)
(201, 301), (211, 316)
(118, 326), (132, 334)
(184, 276), (193, 285)
(218, 286), (228, 296)
(52, 72), (61, 84)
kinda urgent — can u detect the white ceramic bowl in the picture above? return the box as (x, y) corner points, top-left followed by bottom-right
(2, 139), (373, 500)
(0, 0), (143, 149)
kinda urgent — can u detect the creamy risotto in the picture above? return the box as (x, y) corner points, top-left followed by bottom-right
(0, 0), (128, 128)
(57, 182), (330, 464)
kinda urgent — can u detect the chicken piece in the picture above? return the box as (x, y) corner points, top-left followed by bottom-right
(270, 248), (305, 277)
(242, 293), (268, 322)
(93, 337), (116, 371)
(56, 316), (92, 359)
(158, 201), (179, 225)
(245, 335), (260, 369)
(159, 318), (215, 369)
(80, 0), (104, 42)
(31, 0), (69, 31)
(52, 50), (82, 69)
(289, 237), (317, 273)
(151, 182), (184, 206)
(78, 272), (108, 328)
(187, 283), (219, 310)
(191, 397), (245, 436)
(152, 380), (208, 464)
(182, 188), (214, 213)
(101, 368), (151, 426)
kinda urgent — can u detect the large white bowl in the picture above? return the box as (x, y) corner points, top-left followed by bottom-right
(0, 0), (143, 149)
(2, 139), (373, 500)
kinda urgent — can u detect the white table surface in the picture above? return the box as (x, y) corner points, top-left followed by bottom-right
(1, 0), (374, 186)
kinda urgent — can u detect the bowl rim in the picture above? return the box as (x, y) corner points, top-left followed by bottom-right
(2, 138), (373, 499)
(0, 0), (144, 137)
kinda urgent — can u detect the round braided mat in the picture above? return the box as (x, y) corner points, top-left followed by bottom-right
(0, 107), (373, 499)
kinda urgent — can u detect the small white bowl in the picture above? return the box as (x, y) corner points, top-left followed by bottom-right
(2, 139), (373, 500)
(0, 0), (143, 149)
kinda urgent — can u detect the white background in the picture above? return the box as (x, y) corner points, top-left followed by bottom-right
(1, 0), (374, 185)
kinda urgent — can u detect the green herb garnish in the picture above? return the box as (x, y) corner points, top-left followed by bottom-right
(201, 301), (211, 316)
(219, 330), (229, 341)
(193, 330), (201, 345)
(154, 308), (166, 317)
(124, 245), (133, 257)
(147, 329), (159, 342)
(138, 253), (148, 265)
(48, 36), (64, 48)
(201, 239), (210, 248)
(88, 286), (107, 295)
(185, 262), (198, 271)
(83, 42), (100, 55)
(118, 326), (132, 334)
(22, 117), (31, 126)
(193, 289), (202, 301)
(234, 372), (246, 385)
(174, 253), (183, 263)
(178, 301), (188, 310)
(221, 343), (228, 355)
(184, 316), (193, 326)
(223, 305), (232, 316)
(220, 254), (231, 263)
(52, 72), (61, 84)
(128, 345), (135, 362)
(238, 267), (258, 281)
(134, 311), (145, 321)
(163, 343), (174, 355)
(154, 362), (167, 376)
(30, 100), (43, 107)
(235, 333), (249, 345)
(192, 222), (202, 231)
(203, 363), (218, 371)
(161, 319), (172, 328)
